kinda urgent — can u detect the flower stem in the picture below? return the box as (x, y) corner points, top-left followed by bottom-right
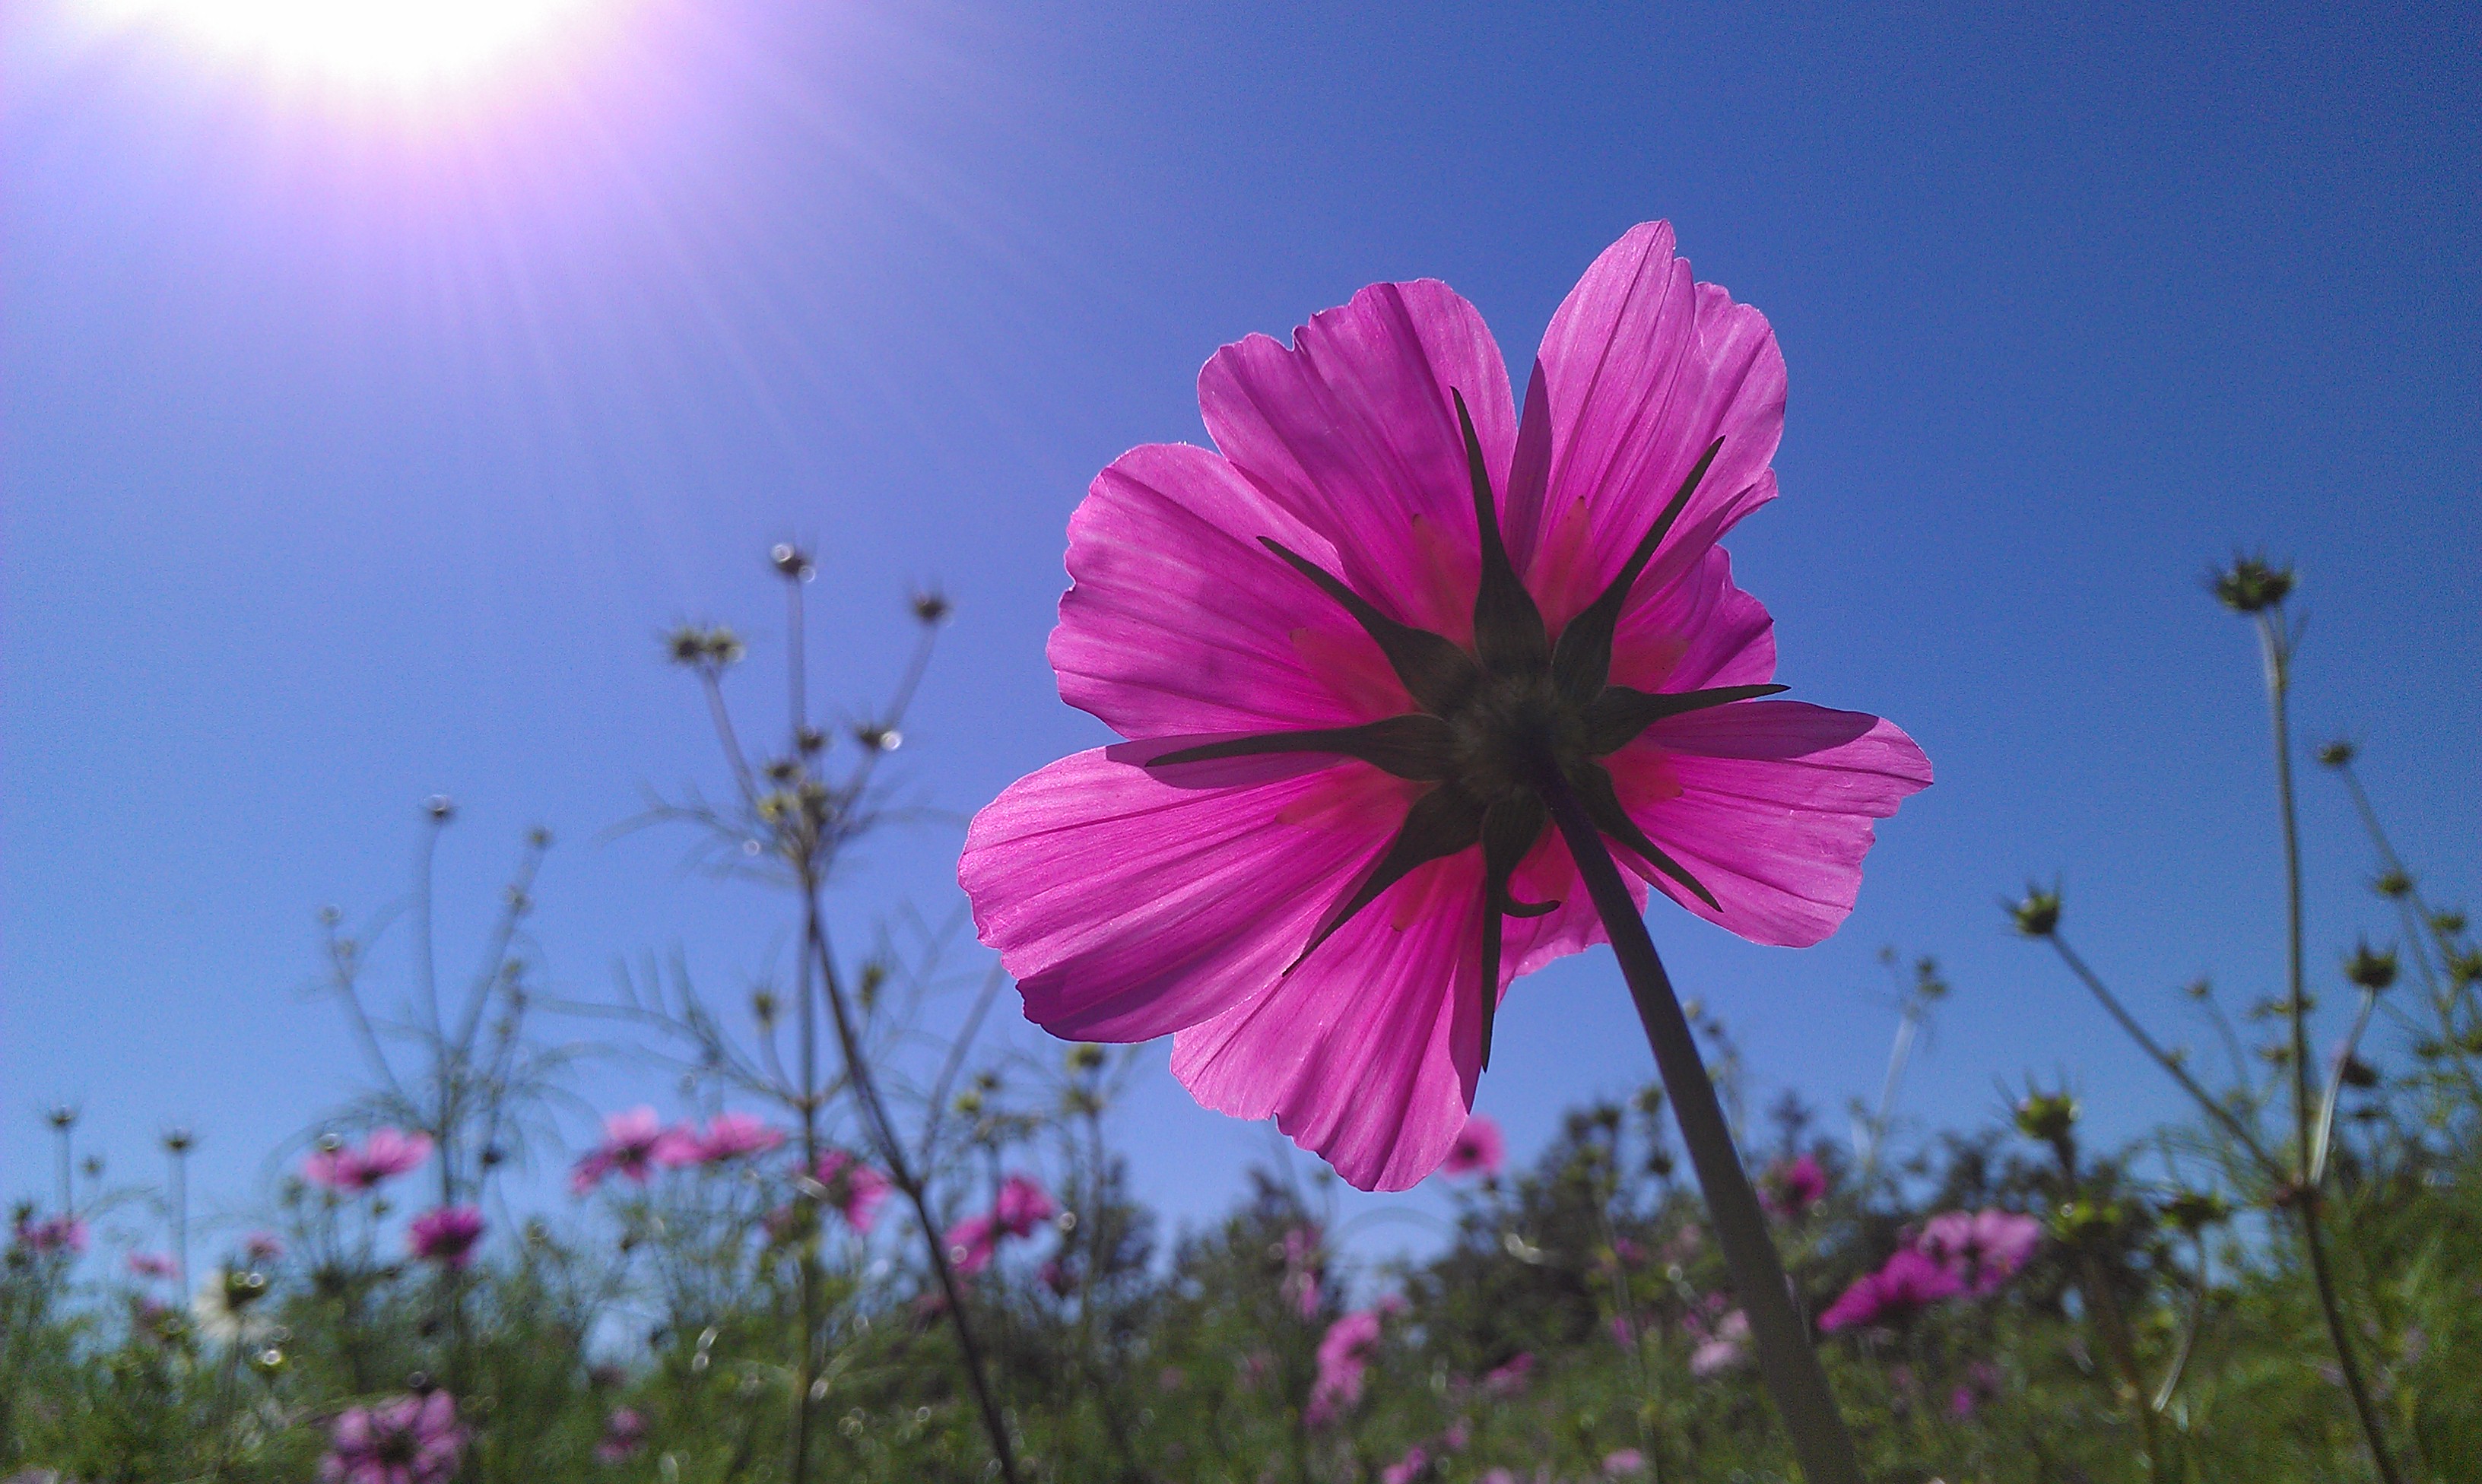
(1541, 772), (1863, 1484)
(2255, 611), (2403, 1484)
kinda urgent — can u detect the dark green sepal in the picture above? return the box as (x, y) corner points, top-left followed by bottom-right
(1580, 683), (1788, 756)
(1453, 389), (1549, 680)
(1288, 784), (1487, 972)
(1568, 763), (1721, 912)
(1474, 793), (1552, 1070)
(1549, 437), (1725, 706)
(1260, 538), (1480, 717)
(1144, 714), (1457, 781)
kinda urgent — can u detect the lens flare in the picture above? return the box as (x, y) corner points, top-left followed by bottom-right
(84, 0), (611, 90)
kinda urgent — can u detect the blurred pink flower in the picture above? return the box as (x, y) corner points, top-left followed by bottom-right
(305, 1128), (433, 1193)
(1761, 1153), (1828, 1219)
(960, 221), (1930, 1191)
(1818, 1248), (1964, 1332)
(12, 1215), (87, 1256)
(127, 1251), (178, 1279)
(1381, 1444), (1430, 1484)
(1442, 1115), (1506, 1177)
(595, 1406), (648, 1464)
(570, 1108), (675, 1194)
(1481, 1350), (1534, 1396)
(1914, 1209), (2041, 1296)
(243, 1232), (286, 1264)
(1281, 1224), (1325, 1318)
(662, 1112), (784, 1168)
(994, 1174), (1057, 1237)
(1604, 1449), (1649, 1476)
(322, 1391), (461, 1484)
(1949, 1359), (2004, 1419)
(407, 1207), (485, 1270)
(1307, 1308), (1384, 1425)
(944, 1213), (999, 1276)
(814, 1149), (890, 1234)
(1690, 1308), (1750, 1377)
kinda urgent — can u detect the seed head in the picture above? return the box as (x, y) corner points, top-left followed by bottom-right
(909, 589), (953, 626)
(665, 625), (709, 666)
(1065, 1043), (1107, 1074)
(2315, 739), (2356, 768)
(162, 1127), (195, 1155)
(2009, 886), (2062, 938)
(46, 1106), (76, 1131)
(2343, 943), (2398, 991)
(424, 795), (455, 823)
(770, 544), (814, 580)
(2449, 949), (2482, 988)
(2431, 910), (2466, 936)
(2209, 554), (2294, 613)
(852, 723), (902, 753)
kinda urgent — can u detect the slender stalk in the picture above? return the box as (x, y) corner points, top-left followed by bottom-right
(2254, 611), (2403, 1484)
(51, 1115), (73, 1217)
(806, 908), (1024, 1484)
(1541, 771), (1863, 1484)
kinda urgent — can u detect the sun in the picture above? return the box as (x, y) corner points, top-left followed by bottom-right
(84, 0), (611, 90)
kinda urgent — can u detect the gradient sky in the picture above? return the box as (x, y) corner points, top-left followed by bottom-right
(6, 1), (2476, 1260)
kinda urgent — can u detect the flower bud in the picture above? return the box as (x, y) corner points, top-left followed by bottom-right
(2163, 1191), (2230, 1234)
(1065, 1043), (1107, 1073)
(770, 543), (814, 580)
(424, 795), (455, 823)
(2014, 1092), (2079, 1145)
(665, 626), (708, 666)
(2338, 1056), (2379, 1089)
(2373, 870), (2413, 899)
(2343, 943), (2397, 991)
(2210, 554), (2294, 613)
(2432, 910), (2466, 936)
(2009, 886), (2061, 939)
(2315, 740), (2356, 768)
(46, 1106), (76, 1130)
(910, 590), (953, 626)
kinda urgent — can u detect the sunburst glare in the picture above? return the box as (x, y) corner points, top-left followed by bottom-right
(83, 0), (618, 91)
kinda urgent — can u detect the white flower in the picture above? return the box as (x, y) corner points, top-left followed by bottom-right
(192, 1267), (273, 1346)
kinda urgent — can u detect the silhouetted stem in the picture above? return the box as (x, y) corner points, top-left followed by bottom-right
(2255, 611), (2403, 1484)
(1541, 772), (1862, 1484)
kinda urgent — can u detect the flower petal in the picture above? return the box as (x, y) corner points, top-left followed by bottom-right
(1604, 701), (1930, 947)
(1053, 442), (1416, 737)
(1522, 223), (1787, 631)
(1168, 833), (1623, 1192)
(1606, 544), (1776, 695)
(962, 744), (1420, 1042)
(1198, 279), (1515, 642)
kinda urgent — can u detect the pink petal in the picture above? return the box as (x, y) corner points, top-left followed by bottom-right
(1519, 222), (1787, 632)
(963, 745), (1418, 1042)
(1168, 838), (1613, 1193)
(1198, 279), (1515, 641)
(1604, 701), (1931, 947)
(1607, 544), (1776, 694)
(1053, 442), (1417, 738)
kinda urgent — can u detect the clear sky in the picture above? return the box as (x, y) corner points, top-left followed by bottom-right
(5, 0), (2476, 1257)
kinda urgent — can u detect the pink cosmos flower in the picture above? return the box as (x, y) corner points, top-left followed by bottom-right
(407, 1207), (485, 1270)
(322, 1391), (462, 1484)
(1913, 1208), (2042, 1296)
(128, 1251), (179, 1279)
(1690, 1308), (1751, 1378)
(1441, 1114), (1506, 1177)
(1604, 1450), (1649, 1477)
(243, 1232), (287, 1264)
(570, 1108), (678, 1194)
(1817, 1248), (1964, 1333)
(814, 1149), (891, 1233)
(962, 221), (1929, 1191)
(305, 1128), (434, 1193)
(595, 1406), (649, 1464)
(13, 1214), (87, 1255)
(659, 1112), (785, 1168)
(1306, 1308), (1384, 1425)
(1949, 1359), (2004, 1419)
(1481, 1350), (1534, 1396)
(1381, 1445), (1430, 1484)
(943, 1213), (999, 1277)
(1761, 1153), (1828, 1219)
(993, 1174), (1057, 1238)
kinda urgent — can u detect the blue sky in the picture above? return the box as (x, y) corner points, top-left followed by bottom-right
(5, 0), (2475, 1257)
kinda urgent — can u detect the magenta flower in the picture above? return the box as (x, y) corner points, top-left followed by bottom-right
(570, 1107), (679, 1194)
(1306, 1308), (1384, 1425)
(993, 1174), (1057, 1238)
(1949, 1359), (2004, 1419)
(321, 1391), (462, 1484)
(1381, 1445), (1431, 1484)
(1913, 1208), (2041, 1296)
(1762, 1152), (1830, 1219)
(128, 1251), (178, 1279)
(686, 1112), (785, 1164)
(595, 1406), (649, 1464)
(243, 1231), (287, 1264)
(306, 1128), (434, 1193)
(1604, 1450), (1650, 1477)
(814, 1149), (891, 1234)
(407, 1206), (485, 1270)
(1441, 1114), (1506, 1177)
(1817, 1248), (1964, 1333)
(1280, 1224), (1324, 1318)
(12, 1214), (87, 1255)
(944, 1213), (999, 1277)
(1481, 1350), (1534, 1396)
(962, 221), (1929, 1190)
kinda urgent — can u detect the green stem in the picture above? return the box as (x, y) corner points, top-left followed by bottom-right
(1541, 771), (1863, 1484)
(2256, 612), (2404, 1484)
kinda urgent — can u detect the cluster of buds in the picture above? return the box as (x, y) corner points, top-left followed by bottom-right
(2210, 554), (2295, 614)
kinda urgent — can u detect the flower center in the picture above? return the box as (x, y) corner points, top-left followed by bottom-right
(1444, 668), (1584, 808)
